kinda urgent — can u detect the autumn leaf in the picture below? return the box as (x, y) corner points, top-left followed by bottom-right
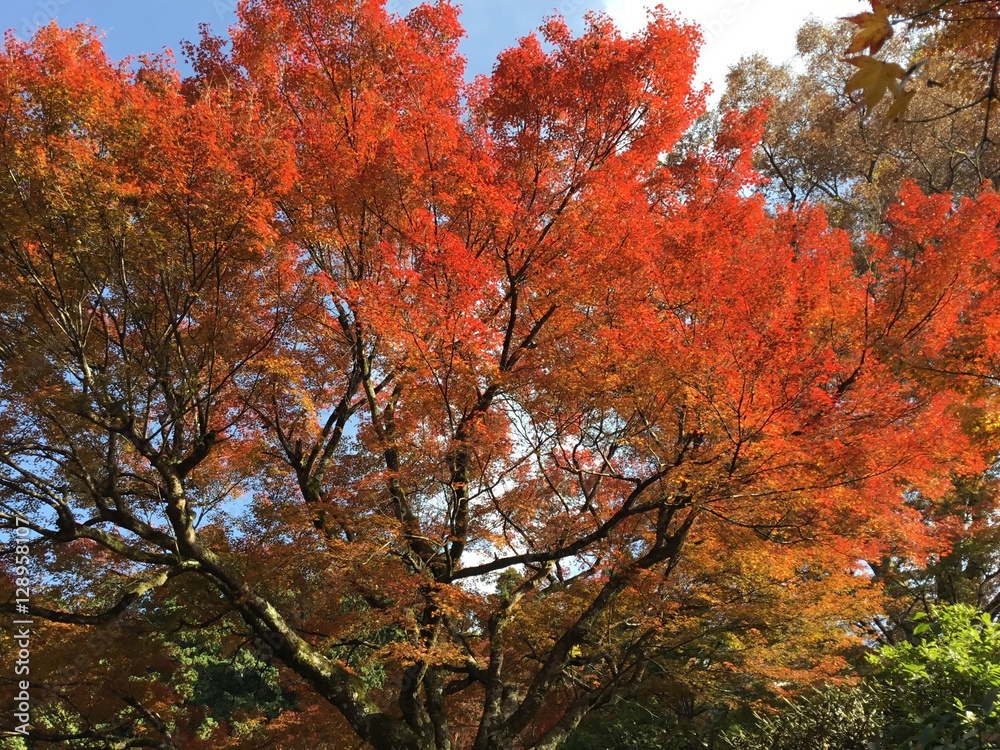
(843, 0), (894, 55)
(845, 55), (905, 108)
(884, 86), (915, 122)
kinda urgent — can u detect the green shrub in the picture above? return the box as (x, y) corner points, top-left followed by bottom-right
(872, 604), (1000, 749)
(723, 684), (881, 750)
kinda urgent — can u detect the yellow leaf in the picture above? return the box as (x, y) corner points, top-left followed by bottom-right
(884, 87), (915, 123)
(843, 0), (893, 55)
(845, 56), (904, 109)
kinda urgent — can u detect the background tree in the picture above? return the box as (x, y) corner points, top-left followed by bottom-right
(837, 0), (1000, 128)
(715, 19), (1000, 236)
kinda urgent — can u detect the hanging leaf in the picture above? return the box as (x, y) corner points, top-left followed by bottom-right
(884, 86), (915, 122)
(843, 0), (894, 55)
(845, 55), (905, 109)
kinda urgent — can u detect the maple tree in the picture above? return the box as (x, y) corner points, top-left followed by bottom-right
(2, 2), (1000, 748)
(713, 19), (1000, 641)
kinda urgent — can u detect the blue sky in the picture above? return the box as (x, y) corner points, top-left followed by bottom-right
(0, 0), (596, 79)
(1, 0), (864, 90)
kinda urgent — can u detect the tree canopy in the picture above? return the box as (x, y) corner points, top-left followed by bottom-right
(2, 2), (1000, 748)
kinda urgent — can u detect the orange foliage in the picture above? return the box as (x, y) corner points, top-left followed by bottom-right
(0, 3), (999, 748)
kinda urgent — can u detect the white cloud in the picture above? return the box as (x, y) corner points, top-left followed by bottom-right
(603, 0), (866, 97)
